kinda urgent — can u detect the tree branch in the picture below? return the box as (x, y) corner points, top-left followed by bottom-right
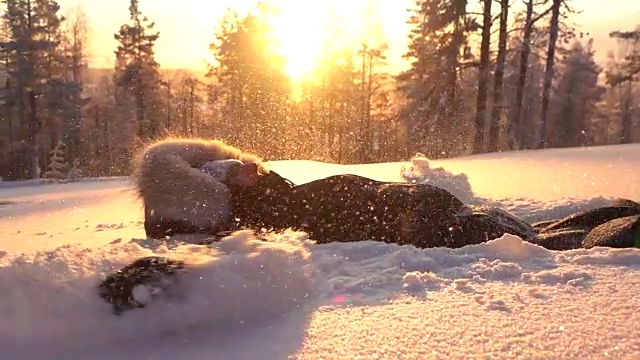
(531, 5), (554, 24)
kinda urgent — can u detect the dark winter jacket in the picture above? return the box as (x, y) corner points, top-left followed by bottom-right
(228, 171), (640, 250)
(227, 172), (535, 248)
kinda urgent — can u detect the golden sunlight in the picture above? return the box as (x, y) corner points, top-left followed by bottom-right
(269, 6), (324, 81)
(267, 0), (378, 81)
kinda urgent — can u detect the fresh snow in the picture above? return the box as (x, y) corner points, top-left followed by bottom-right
(1, 143), (640, 359)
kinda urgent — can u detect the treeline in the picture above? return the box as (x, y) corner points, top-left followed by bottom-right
(0, 0), (639, 180)
(399, 0), (640, 157)
(0, 0), (88, 179)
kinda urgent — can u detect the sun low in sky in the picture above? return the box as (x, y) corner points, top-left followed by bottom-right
(266, 0), (405, 80)
(59, 0), (637, 81)
(268, 0), (349, 81)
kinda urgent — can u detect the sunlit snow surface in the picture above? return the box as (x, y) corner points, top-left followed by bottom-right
(1, 144), (639, 359)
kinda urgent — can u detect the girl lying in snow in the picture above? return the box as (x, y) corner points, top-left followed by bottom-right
(98, 138), (640, 315)
(136, 137), (640, 251)
(212, 159), (640, 250)
(136, 137), (536, 248)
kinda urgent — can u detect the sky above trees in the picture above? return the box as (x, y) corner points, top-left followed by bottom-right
(58, 0), (639, 72)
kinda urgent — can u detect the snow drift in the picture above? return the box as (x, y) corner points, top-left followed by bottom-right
(1, 230), (313, 357)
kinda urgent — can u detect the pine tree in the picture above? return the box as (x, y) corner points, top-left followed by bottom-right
(31, 0), (70, 157)
(173, 74), (204, 137)
(356, 43), (389, 163)
(608, 28), (640, 85)
(114, 0), (162, 142)
(2, 0), (51, 179)
(606, 26), (640, 144)
(42, 140), (66, 179)
(66, 157), (82, 180)
(0, 0), (76, 179)
(82, 73), (121, 176)
(59, 3), (90, 165)
(207, 4), (290, 158)
(397, 0), (475, 158)
(317, 47), (360, 163)
(306, 10), (363, 163)
(548, 39), (604, 147)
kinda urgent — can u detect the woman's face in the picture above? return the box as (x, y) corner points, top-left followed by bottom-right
(199, 160), (262, 195)
(226, 162), (261, 188)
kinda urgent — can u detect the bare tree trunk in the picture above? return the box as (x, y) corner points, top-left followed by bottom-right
(308, 90), (315, 156)
(487, 0), (509, 152)
(538, 0), (562, 149)
(446, 17), (463, 124)
(25, 0), (40, 179)
(473, 0), (492, 154)
(136, 74), (146, 139)
(510, 0), (553, 150)
(620, 84), (633, 144)
(100, 108), (111, 173)
(188, 80), (195, 136)
(165, 81), (171, 131)
(62, 7), (86, 166)
(27, 90), (40, 178)
(359, 46), (367, 162)
(366, 52), (374, 161)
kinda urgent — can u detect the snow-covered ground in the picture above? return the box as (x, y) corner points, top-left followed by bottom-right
(1, 144), (640, 359)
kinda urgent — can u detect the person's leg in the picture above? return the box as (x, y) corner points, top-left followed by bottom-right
(537, 205), (640, 233)
(582, 214), (640, 249)
(380, 183), (466, 248)
(390, 180), (546, 248)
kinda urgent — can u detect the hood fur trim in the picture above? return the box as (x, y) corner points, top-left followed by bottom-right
(133, 137), (267, 236)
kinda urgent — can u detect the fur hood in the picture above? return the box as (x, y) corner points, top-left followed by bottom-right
(133, 137), (267, 237)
